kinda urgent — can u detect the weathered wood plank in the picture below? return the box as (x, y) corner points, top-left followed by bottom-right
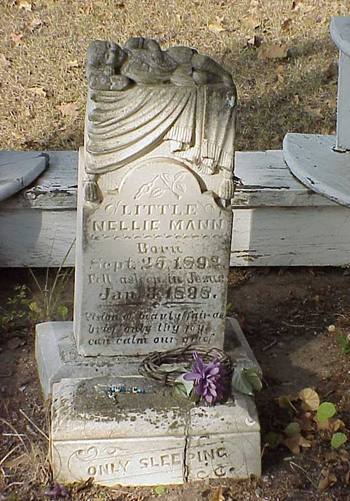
(283, 134), (350, 207)
(0, 152), (48, 202)
(2, 151), (78, 210)
(234, 150), (336, 207)
(0, 209), (76, 267)
(1, 149), (350, 267)
(231, 206), (350, 266)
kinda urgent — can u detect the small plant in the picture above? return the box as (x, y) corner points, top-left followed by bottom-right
(336, 332), (350, 355)
(264, 388), (349, 491)
(0, 285), (31, 331)
(27, 267), (72, 322)
(328, 324), (350, 355)
(265, 388), (348, 453)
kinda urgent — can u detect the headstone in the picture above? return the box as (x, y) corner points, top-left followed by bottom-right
(74, 38), (236, 356)
(36, 37), (262, 486)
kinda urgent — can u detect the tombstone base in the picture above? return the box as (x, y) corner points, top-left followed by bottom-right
(51, 376), (260, 486)
(35, 318), (259, 399)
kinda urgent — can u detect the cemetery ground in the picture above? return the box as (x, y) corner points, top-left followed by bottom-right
(0, 267), (349, 500)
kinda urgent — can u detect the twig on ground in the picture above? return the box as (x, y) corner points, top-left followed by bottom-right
(262, 339), (277, 351)
(0, 444), (21, 467)
(0, 418), (28, 453)
(19, 409), (49, 441)
(281, 321), (306, 328)
(288, 460), (318, 490)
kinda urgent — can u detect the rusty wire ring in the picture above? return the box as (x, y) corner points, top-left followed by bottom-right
(139, 345), (232, 386)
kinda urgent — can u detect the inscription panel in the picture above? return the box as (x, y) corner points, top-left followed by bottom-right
(75, 157), (232, 355)
(53, 435), (260, 486)
(53, 438), (185, 486)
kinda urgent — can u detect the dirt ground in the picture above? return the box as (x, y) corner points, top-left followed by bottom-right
(0, 267), (349, 500)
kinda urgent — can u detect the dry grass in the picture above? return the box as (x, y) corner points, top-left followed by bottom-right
(0, 0), (348, 153)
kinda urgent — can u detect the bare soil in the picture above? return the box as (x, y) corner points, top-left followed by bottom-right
(0, 267), (349, 500)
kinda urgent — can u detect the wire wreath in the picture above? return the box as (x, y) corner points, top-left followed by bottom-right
(139, 344), (233, 386)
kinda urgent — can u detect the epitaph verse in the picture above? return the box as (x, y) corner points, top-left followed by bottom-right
(74, 37), (236, 356)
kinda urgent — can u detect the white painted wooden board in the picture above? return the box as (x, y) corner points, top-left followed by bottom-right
(1, 150), (350, 267)
(330, 17), (350, 151)
(0, 152), (48, 202)
(283, 134), (350, 208)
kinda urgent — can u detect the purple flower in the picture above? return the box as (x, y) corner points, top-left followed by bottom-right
(44, 483), (69, 499)
(184, 352), (225, 405)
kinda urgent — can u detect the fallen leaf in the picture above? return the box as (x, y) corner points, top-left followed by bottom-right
(154, 485), (167, 496)
(293, 94), (300, 104)
(283, 435), (301, 454)
(208, 22), (226, 33)
(305, 106), (323, 119)
(210, 486), (225, 501)
(345, 470), (350, 485)
(264, 431), (282, 448)
(317, 418), (331, 431)
(291, 0), (302, 11)
(324, 62), (337, 82)
(277, 394), (298, 411)
(258, 43), (288, 60)
(243, 15), (261, 30)
(299, 388), (320, 411)
(247, 35), (262, 48)
(10, 32), (24, 46)
(58, 102), (78, 118)
(318, 468), (337, 492)
(27, 16), (43, 31)
(296, 412), (314, 431)
(283, 433), (311, 454)
(0, 54), (11, 68)
(281, 18), (292, 31)
(28, 86), (47, 98)
(17, 0), (32, 11)
(284, 422), (301, 437)
(67, 59), (79, 68)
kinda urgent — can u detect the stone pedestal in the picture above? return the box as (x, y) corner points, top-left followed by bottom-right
(36, 317), (258, 399)
(51, 376), (260, 486)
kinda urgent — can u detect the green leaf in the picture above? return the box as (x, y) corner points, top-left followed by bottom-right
(232, 366), (262, 396)
(336, 334), (350, 354)
(175, 374), (194, 396)
(264, 431), (281, 448)
(284, 422), (301, 437)
(56, 304), (69, 320)
(316, 402), (337, 422)
(232, 367), (254, 395)
(154, 485), (167, 496)
(244, 367), (263, 392)
(29, 301), (40, 313)
(331, 432), (347, 449)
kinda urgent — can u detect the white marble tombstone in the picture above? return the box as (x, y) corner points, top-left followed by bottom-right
(36, 38), (262, 486)
(74, 38), (237, 356)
